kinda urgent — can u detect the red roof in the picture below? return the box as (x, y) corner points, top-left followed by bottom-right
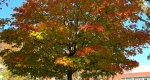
(109, 72), (150, 80)
(122, 72), (150, 78)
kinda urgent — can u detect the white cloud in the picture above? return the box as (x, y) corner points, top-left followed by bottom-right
(129, 65), (150, 73)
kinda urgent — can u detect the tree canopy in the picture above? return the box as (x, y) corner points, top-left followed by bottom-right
(0, 0), (150, 80)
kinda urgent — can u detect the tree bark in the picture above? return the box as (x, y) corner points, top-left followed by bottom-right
(67, 70), (73, 80)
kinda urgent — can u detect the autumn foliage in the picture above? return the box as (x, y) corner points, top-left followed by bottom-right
(0, 0), (150, 80)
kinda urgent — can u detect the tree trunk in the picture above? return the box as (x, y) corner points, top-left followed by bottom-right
(67, 70), (73, 80)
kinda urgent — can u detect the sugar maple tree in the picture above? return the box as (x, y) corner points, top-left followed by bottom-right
(1, 0), (150, 80)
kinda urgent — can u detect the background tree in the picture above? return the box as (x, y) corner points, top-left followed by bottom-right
(139, 0), (150, 27)
(0, 0), (9, 32)
(0, 0), (150, 80)
(0, 0), (8, 8)
(138, 0), (150, 59)
(142, 0), (150, 17)
(0, 58), (30, 80)
(0, 69), (30, 80)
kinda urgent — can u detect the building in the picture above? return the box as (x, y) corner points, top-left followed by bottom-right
(122, 72), (150, 80)
(111, 72), (150, 80)
(110, 65), (150, 80)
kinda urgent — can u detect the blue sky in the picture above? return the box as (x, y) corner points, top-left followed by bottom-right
(0, 0), (149, 66)
(0, 0), (24, 18)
